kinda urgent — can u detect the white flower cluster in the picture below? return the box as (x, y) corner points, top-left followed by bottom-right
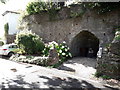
(57, 41), (72, 58)
(18, 30), (32, 35)
(43, 41), (72, 59)
(47, 41), (58, 50)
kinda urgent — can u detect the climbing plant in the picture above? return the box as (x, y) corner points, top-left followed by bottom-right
(26, 1), (47, 15)
(68, 2), (120, 18)
(24, 2), (120, 20)
(26, 1), (62, 20)
(78, 2), (120, 14)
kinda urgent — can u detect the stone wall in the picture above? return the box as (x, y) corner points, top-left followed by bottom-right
(20, 7), (120, 50)
(20, 6), (120, 79)
(7, 34), (16, 44)
(97, 31), (120, 79)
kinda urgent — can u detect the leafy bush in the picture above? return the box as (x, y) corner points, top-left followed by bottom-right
(15, 30), (45, 55)
(56, 41), (72, 62)
(0, 41), (4, 46)
(115, 35), (120, 41)
(42, 41), (58, 57)
(26, 1), (47, 15)
(94, 72), (111, 80)
(70, 11), (83, 18)
(26, 1), (61, 21)
(114, 26), (120, 32)
(42, 41), (72, 62)
(77, 2), (120, 14)
(94, 72), (103, 78)
(26, 1), (61, 15)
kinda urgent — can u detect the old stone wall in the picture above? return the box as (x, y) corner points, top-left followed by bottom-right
(7, 34), (16, 44)
(20, 6), (120, 79)
(21, 7), (120, 50)
(97, 31), (120, 79)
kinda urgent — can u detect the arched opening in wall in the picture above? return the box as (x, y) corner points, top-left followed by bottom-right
(71, 31), (99, 58)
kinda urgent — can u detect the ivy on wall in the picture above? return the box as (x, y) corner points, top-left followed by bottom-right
(26, 1), (62, 21)
(79, 2), (120, 14)
(25, 2), (120, 20)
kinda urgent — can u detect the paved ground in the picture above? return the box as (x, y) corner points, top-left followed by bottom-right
(0, 56), (119, 89)
(58, 57), (97, 79)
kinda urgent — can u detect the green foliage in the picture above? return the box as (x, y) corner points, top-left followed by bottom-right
(115, 35), (120, 41)
(26, 1), (60, 14)
(42, 45), (50, 57)
(114, 27), (120, 41)
(4, 23), (9, 35)
(48, 8), (59, 21)
(42, 41), (58, 57)
(42, 41), (72, 67)
(49, 62), (62, 68)
(115, 26), (120, 31)
(105, 43), (111, 49)
(26, 2), (47, 15)
(94, 72), (103, 78)
(25, 2), (120, 21)
(26, 1), (61, 21)
(101, 75), (111, 79)
(70, 11), (84, 18)
(26, 55), (34, 60)
(94, 72), (111, 80)
(0, 41), (4, 46)
(15, 30), (45, 55)
(43, 41), (72, 59)
(56, 41), (72, 62)
(79, 2), (120, 14)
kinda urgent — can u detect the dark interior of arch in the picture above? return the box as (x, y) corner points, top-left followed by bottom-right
(71, 31), (99, 58)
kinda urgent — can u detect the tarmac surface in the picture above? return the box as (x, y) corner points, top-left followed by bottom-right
(0, 56), (119, 89)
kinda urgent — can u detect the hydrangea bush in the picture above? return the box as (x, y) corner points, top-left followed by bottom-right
(42, 41), (72, 62)
(56, 41), (72, 62)
(42, 41), (58, 57)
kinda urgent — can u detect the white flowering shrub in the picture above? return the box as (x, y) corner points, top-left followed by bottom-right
(10, 55), (50, 66)
(56, 41), (72, 62)
(42, 41), (58, 56)
(42, 41), (72, 62)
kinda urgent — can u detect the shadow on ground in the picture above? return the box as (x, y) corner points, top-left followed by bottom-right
(0, 57), (119, 89)
(0, 74), (103, 89)
(0, 55), (9, 60)
(39, 76), (100, 89)
(57, 65), (75, 72)
(1, 75), (40, 89)
(0, 74), (119, 90)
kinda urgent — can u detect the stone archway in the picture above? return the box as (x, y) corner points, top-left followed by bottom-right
(70, 31), (99, 58)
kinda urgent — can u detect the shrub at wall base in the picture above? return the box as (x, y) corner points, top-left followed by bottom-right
(15, 30), (45, 55)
